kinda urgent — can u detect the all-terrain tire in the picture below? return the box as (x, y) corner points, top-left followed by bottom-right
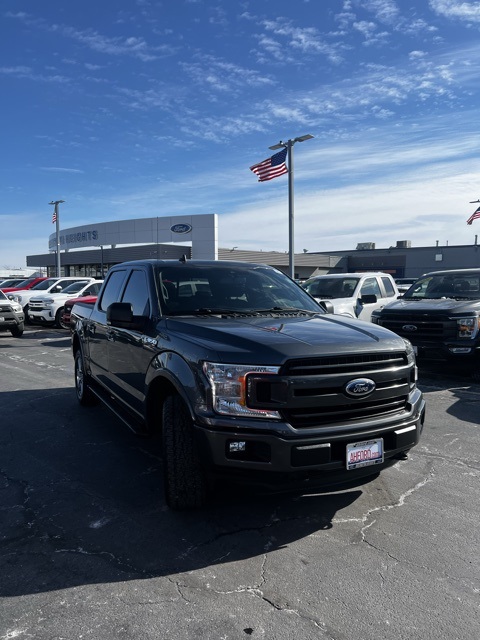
(162, 394), (207, 510)
(74, 349), (97, 406)
(10, 322), (24, 337)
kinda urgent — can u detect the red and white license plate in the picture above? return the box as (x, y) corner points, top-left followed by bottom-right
(346, 438), (384, 470)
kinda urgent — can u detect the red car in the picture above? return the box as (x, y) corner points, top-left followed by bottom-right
(61, 295), (98, 330)
(1, 276), (48, 293)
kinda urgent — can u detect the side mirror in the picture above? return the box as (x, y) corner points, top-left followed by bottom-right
(107, 302), (146, 330)
(107, 302), (134, 328)
(318, 300), (334, 314)
(360, 294), (377, 304)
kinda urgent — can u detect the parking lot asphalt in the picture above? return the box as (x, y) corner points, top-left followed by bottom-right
(0, 326), (479, 640)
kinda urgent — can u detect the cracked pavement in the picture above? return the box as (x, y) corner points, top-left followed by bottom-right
(0, 329), (479, 640)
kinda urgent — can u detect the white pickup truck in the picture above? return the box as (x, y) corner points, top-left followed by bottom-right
(302, 272), (400, 321)
(28, 279), (103, 327)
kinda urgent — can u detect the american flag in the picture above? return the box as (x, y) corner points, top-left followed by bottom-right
(250, 147), (288, 182)
(52, 210), (57, 224)
(467, 206), (480, 225)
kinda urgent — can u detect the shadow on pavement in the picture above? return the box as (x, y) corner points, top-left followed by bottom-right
(0, 387), (364, 597)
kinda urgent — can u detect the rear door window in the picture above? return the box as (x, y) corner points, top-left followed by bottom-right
(98, 270), (127, 312)
(121, 269), (151, 316)
(381, 276), (396, 297)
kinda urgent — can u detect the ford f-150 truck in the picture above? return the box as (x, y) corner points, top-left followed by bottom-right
(71, 259), (425, 510)
(372, 268), (480, 380)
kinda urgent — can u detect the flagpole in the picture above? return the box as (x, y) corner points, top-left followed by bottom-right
(49, 200), (65, 277)
(269, 134), (313, 279)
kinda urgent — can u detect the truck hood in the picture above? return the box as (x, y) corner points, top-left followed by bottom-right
(380, 298), (480, 315)
(165, 313), (404, 362)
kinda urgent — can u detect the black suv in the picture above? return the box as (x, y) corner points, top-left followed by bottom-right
(0, 290), (25, 337)
(372, 268), (480, 379)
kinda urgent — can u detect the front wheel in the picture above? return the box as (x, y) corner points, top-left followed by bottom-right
(162, 394), (207, 510)
(54, 307), (65, 329)
(23, 304), (32, 325)
(74, 349), (97, 406)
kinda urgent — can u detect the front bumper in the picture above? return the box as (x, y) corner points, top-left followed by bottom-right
(0, 311), (24, 330)
(194, 389), (426, 484)
(411, 339), (480, 361)
(29, 310), (54, 323)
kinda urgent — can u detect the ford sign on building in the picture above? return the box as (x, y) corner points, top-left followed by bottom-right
(171, 223), (192, 234)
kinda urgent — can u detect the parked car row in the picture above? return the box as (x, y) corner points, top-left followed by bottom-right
(1, 276), (102, 335)
(2, 266), (480, 382)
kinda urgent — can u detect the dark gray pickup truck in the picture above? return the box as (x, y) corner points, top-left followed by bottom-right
(71, 259), (425, 510)
(372, 268), (480, 380)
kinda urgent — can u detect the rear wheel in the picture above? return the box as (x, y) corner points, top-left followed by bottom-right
(74, 349), (97, 406)
(162, 394), (207, 510)
(10, 322), (24, 337)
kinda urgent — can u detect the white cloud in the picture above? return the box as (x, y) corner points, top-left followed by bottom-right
(429, 0), (480, 23)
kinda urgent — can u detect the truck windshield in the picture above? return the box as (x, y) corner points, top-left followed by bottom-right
(403, 273), (480, 300)
(156, 265), (324, 315)
(302, 277), (359, 299)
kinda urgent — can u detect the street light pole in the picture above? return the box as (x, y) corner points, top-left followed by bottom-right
(269, 134), (313, 279)
(49, 200), (65, 278)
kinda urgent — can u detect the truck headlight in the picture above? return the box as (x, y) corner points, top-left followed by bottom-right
(403, 339), (418, 385)
(203, 362), (281, 419)
(456, 317), (479, 339)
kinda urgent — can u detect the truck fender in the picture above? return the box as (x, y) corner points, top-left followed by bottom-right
(145, 351), (204, 422)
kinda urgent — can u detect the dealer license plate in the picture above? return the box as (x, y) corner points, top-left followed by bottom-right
(346, 438), (384, 470)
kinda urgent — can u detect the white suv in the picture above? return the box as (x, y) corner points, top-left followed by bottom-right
(28, 279), (103, 327)
(302, 272), (400, 322)
(11, 277), (97, 325)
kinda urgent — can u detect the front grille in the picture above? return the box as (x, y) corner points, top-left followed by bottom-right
(379, 313), (457, 340)
(29, 301), (48, 310)
(249, 351), (413, 429)
(0, 304), (13, 313)
(281, 351), (408, 376)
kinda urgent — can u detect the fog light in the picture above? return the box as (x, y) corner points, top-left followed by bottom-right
(449, 347), (472, 354)
(229, 441), (246, 452)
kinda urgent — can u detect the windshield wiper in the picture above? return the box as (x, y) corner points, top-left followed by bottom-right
(254, 307), (318, 315)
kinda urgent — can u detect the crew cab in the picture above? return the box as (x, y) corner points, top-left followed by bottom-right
(372, 268), (480, 380)
(28, 279), (103, 328)
(71, 259), (425, 510)
(301, 272), (399, 321)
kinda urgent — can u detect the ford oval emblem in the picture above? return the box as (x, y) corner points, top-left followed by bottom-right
(345, 378), (376, 398)
(171, 223), (192, 234)
(402, 324), (418, 332)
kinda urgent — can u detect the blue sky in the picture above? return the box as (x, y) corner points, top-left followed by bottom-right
(2, 0), (480, 269)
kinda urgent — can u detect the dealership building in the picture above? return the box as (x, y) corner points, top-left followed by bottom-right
(26, 213), (480, 280)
